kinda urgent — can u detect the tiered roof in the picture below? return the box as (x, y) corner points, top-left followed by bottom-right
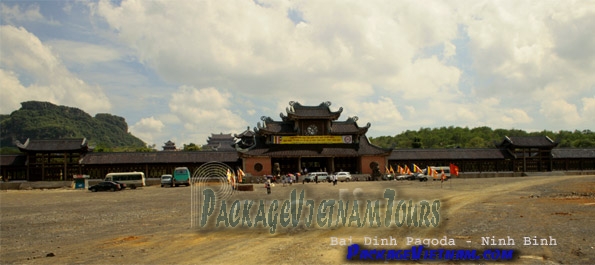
(239, 101), (390, 157)
(282, 101), (343, 120)
(203, 133), (236, 151)
(329, 117), (370, 135)
(552, 148), (595, 158)
(241, 135), (389, 157)
(162, 140), (177, 151)
(256, 118), (297, 135)
(0, 155), (27, 166)
(497, 136), (558, 149)
(15, 138), (89, 153)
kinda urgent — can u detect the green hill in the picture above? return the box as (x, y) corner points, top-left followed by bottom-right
(0, 101), (146, 151)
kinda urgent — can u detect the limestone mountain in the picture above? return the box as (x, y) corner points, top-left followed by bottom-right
(0, 101), (146, 149)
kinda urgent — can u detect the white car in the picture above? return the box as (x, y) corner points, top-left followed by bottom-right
(333, 172), (352, 182)
(160, 174), (173, 187)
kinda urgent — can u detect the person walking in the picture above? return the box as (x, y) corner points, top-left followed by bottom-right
(265, 180), (271, 194)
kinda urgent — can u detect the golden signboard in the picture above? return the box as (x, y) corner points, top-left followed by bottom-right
(273, 135), (353, 144)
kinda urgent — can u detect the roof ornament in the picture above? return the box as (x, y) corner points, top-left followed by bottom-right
(324, 101), (331, 106)
(287, 101), (295, 113)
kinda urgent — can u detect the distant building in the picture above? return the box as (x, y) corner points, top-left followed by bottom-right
(162, 140), (177, 151)
(203, 133), (236, 151)
(234, 101), (390, 176)
(13, 138), (89, 181)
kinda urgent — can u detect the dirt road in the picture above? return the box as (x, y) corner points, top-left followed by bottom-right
(1, 175), (594, 264)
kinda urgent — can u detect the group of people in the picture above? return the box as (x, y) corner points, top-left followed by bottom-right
(265, 172), (299, 194)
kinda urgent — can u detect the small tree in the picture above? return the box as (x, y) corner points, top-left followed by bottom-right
(412, 137), (422, 148)
(183, 143), (201, 151)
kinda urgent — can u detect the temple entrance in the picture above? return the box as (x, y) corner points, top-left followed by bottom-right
(271, 158), (300, 175)
(300, 157), (330, 174)
(333, 157), (358, 174)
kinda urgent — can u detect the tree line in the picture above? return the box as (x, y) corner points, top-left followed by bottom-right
(369, 126), (595, 149)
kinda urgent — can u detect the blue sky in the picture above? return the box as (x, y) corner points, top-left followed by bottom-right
(1, 0), (594, 148)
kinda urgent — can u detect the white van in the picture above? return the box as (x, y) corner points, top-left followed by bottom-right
(104, 172), (145, 189)
(303, 172), (329, 183)
(424, 166), (451, 181)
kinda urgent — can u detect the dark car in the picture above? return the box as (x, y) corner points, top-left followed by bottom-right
(113, 181), (127, 189)
(89, 181), (122, 192)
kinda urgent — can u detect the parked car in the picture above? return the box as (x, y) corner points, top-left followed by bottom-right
(333, 172), (352, 182)
(113, 181), (127, 189)
(89, 181), (122, 192)
(303, 172), (329, 183)
(413, 173), (429, 182)
(382, 174), (394, 180)
(398, 174), (417, 181)
(395, 174), (409, 181)
(160, 174), (173, 187)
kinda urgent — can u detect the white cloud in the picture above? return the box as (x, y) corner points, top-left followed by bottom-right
(352, 97), (403, 131)
(129, 117), (165, 146)
(92, 1), (460, 95)
(168, 86), (248, 144)
(461, 1), (595, 99)
(392, 56), (462, 101)
(0, 25), (112, 114)
(3, 0), (593, 147)
(538, 96), (595, 130)
(45, 40), (122, 65)
(0, 3), (59, 25)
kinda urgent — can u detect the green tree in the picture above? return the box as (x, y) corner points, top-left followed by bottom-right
(571, 139), (595, 148)
(136, 144), (157, 152)
(412, 137), (422, 148)
(466, 136), (488, 148)
(183, 143), (201, 151)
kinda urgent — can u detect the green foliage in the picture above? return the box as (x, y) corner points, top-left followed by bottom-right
(183, 143), (201, 151)
(1, 101), (146, 149)
(136, 144), (157, 152)
(0, 147), (21, 154)
(370, 127), (595, 149)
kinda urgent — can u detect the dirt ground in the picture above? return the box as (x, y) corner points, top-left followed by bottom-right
(1, 175), (594, 264)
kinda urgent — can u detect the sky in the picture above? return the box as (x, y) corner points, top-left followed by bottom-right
(1, 0), (594, 148)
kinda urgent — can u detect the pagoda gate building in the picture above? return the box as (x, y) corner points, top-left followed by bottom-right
(234, 101), (391, 176)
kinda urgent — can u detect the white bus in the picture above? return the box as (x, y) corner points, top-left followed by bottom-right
(104, 172), (145, 189)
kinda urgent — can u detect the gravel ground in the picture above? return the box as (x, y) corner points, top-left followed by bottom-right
(1, 175), (594, 264)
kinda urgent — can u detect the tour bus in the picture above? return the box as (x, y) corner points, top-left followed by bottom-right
(104, 172), (145, 189)
(172, 167), (191, 187)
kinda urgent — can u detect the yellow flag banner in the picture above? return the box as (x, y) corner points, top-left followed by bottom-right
(273, 135), (353, 144)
